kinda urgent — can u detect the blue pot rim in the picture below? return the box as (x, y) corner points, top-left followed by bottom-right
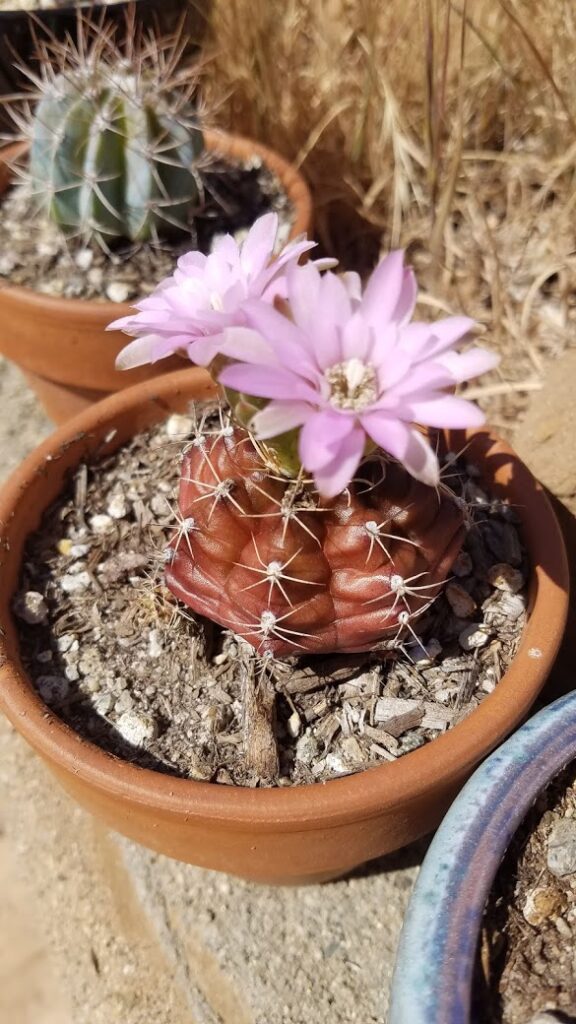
(389, 689), (576, 1024)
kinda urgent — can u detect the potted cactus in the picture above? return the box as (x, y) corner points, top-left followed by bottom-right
(0, 23), (311, 421)
(0, 0), (207, 128)
(0, 220), (568, 884)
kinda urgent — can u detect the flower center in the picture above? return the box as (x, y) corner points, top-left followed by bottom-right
(324, 358), (377, 411)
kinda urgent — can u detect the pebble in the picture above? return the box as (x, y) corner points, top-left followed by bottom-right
(496, 591), (526, 621)
(105, 281), (132, 304)
(70, 543), (90, 558)
(522, 885), (565, 926)
(60, 572), (92, 594)
(547, 818), (576, 878)
(107, 493), (129, 519)
(115, 691), (135, 715)
(165, 414), (194, 439)
(287, 710), (302, 738)
(36, 675), (70, 705)
(75, 248), (94, 271)
(459, 624), (490, 651)
(93, 692), (113, 716)
(56, 634), (76, 654)
(89, 514), (114, 534)
(116, 711), (157, 746)
(295, 732), (320, 765)
(0, 253), (16, 275)
(487, 562), (525, 594)
(148, 630), (163, 659)
(14, 590), (49, 625)
(445, 582), (476, 618)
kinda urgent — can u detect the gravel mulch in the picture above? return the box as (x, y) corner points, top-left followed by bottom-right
(14, 407), (528, 788)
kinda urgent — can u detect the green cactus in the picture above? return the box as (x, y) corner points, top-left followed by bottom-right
(28, 59), (203, 244)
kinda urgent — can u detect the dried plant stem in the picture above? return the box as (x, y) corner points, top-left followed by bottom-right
(241, 661), (279, 781)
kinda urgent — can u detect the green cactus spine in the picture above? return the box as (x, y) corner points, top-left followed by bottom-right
(29, 62), (203, 244)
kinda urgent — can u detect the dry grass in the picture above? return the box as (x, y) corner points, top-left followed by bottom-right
(203, 0), (576, 431)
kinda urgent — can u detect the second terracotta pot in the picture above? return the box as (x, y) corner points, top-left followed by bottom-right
(0, 132), (312, 423)
(0, 370), (569, 884)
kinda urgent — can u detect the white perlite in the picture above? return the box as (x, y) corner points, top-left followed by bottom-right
(116, 712), (158, 747)
(14, 590), (49, 625)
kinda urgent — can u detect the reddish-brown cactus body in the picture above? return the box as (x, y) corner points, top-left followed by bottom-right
(165, 426), (466, 657)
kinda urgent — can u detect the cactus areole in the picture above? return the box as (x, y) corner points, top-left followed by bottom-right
(111, 214), (501, 659)
(29, 62), (203, 243)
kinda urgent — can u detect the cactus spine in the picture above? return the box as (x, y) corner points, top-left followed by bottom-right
(29, 59), (203, 243)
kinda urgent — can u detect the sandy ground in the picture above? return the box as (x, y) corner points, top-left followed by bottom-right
(0, 359), (71, 1024)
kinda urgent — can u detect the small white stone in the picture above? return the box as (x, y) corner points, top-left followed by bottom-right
(165, 414), (194, 439)
(74, 248), (94, 271)
(56, 634), (75, 653)
(496, 592), (526, 621)
(87, 267), (104, 289)
(148, 629), (163, 659)
(60, 572), (92, 594)
(70, 543), (90, 558)
(93, 692), (113, 716)
(287, 711), (301, 738)
(64, 664), (80, 682)
(480, 669), (498, 694)
(36, 675), (69, 705)
(0, 254), (16, 275)
(295, 732), (319, 766)
(213, 652), (228, 666)
(547, 819), (576, 878)
(116, 712), (157, 747)
(105, 281), (132, 304)
(89, 514), (114, 534)
(325, 753), (347, 775)
(107, 493), (129, 520)
(459, 624), (490, 651)
(36, 650), (53, 664)
(15, 590), (49, 625)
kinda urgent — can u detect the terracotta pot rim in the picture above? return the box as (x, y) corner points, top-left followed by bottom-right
(0, 129), (312, 321)
(0, 369), (569, 831)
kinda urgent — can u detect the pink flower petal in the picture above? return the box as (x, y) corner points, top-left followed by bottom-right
(219, 327), (280, 366)
(115, 335), (158, 370)
(402, 317), (476, 362)
(311, 426), (366, 498)
(219, 363), (320, 403)
(240, 300), (320, 380)
(361, 413), (440, 486)
(298, 410), (355, 472)
(401, 394), (486, 429)
(250, 401), (313, 439)
(435, 348), (500, 382)
(361, 251), (408, 327)
(239, 212), (278, 277)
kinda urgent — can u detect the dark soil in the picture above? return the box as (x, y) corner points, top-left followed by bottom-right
(14, 406), (528, 788)
(0, 155), (293, 303)
(476, 764), (576, 1023)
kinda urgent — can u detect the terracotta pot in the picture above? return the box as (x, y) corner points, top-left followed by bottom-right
(0, 132), (312, 423)
(0, 370), (569, 885)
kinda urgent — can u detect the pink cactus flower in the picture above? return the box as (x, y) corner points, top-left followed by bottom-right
(109, 213), (331, 370)
(218, 253), (499, 497)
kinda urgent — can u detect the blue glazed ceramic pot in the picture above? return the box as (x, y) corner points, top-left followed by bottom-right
(389, 690), (576, 1024)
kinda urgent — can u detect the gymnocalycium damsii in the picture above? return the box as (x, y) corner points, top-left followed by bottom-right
(110, 214), (499, 658)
